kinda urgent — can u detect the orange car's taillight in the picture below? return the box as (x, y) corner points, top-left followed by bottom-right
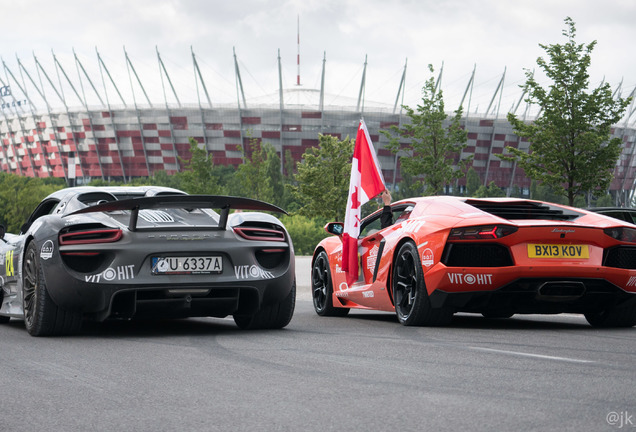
(604, 227), (636, 243)
(59, 228), (123, 246)
(448, 225), (518, 240)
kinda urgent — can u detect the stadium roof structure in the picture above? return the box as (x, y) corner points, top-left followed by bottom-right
(1, 47), (636, 204)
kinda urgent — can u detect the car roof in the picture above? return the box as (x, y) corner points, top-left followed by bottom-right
(45, 186), (186, 201)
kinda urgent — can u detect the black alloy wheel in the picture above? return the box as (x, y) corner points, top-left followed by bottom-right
(392, 242), (452, 326)
(312, 251), (349, 317)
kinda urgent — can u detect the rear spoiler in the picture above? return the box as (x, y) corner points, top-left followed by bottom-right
(66, 195), (287, 231)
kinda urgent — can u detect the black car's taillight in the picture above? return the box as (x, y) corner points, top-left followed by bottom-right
(59, 228), (123, 246)
(234, 227), (285, 242)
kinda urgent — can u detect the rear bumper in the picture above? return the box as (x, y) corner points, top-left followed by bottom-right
(42, 242), (295, 321)
(429, 277), (636, 315)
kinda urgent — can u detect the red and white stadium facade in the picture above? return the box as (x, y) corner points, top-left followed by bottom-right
(0, 49), (635, 203)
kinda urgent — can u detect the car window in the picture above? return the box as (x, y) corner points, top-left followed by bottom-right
(394, 205), (414, 224)
(603, 210), (633, 224)
(32, 199), (60, 219)
(21, 198), (60, 233)
(359, 203), (415, 238)
(359, 214), (382, 238)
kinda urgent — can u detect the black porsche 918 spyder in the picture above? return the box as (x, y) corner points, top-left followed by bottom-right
(0, 186), (295, 336)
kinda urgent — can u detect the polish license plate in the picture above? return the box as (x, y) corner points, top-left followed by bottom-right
(151, 256), (223, 275)
(527, 244), (589, 259)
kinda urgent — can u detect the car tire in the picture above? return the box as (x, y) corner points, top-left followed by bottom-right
(584, 300), (636, 328)
(311, 251), (350, 317)
(0, 293), (9, 323)
(234, 279), (296, 330)
(392, 242), (452, 326)
(22, 241), (82, 336)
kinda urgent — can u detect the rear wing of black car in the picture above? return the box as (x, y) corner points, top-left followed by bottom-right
(66, 195), (287, 231)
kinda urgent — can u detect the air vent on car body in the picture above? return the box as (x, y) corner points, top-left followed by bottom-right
(138, 210), (175, 223)
(234, 226), (285, 242)
(466, 200), (582, 221)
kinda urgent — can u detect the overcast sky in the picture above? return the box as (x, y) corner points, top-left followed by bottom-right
(2, 0), (635, 115)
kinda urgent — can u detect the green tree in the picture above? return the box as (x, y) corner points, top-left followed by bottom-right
(280, 214), (329, 255)
(264, 145), (284, 207)
(474, 181), (505, 198)
(382, 64), (471, 195)
(465, 167), (481, 197)
(178, 137), (222, 194)
(294, 134), (354, 221)
(281, 149), (301, 211)
(393, 171), (423, 201)
(151, 170), (182, 189)
(229, 137), (283, 205)
(530, 180), (566, 204)
(0, 174), (64, 232)
(573, 194), (587, 208)
(595, 194), (614, 207)
(504, 17), (630, 206)
(509, 185), (524, 198)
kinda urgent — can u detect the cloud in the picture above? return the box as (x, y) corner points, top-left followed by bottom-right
(2, 0), (634, 111)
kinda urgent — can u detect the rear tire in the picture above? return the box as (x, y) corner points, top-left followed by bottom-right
(0, 293), (9, 323)
(234, 279), (296, 330)
(393, 242), (452, 326)
(311, 251), (349, 317)
(584, 301), (636, 328)
(22, 241), (82, 336)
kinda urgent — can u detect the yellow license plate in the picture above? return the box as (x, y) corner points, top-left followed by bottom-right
(527, 244), (589, 259)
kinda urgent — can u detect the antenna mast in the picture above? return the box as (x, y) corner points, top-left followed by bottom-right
(296, 15), (301, 86)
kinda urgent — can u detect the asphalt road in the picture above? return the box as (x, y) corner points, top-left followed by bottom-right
(0, 257), (634, 431)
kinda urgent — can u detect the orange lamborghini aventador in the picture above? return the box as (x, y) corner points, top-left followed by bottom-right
(311, 196), (636, 327)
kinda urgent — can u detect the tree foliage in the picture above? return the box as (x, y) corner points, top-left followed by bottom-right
(594, 194), (614, 207)
(465, 167), (481, 197)
(504, 17), (630, 206)
(382, 64), (471, 195)
(530, 180), (566, 204)
(294, 134), (354, 221)
(178, 137), (222, 194)
(226, 137), (285, 207)
(0, 173), (65, 232)
(393, 171), (423, 201)
(474, 181), (505, 198)
(279, 214), (329, 255)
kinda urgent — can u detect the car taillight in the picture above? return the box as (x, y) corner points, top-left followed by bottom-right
(234, 227), (285, 242)
(604, 227), (636, 243)
(59, 228), (123, 245)
(448, 225), (518, 240)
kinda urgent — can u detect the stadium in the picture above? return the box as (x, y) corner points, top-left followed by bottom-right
(0, 47), (635, 204)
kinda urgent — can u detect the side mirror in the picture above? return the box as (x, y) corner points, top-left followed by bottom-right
(324, 222), (344, 236)
(0, 225), (4, 240)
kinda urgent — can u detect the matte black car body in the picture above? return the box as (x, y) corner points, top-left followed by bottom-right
(0, 186), (295, 335)
(589, 207), (636, 224)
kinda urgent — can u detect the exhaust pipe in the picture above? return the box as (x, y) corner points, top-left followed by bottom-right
(537, 281), (586, 301)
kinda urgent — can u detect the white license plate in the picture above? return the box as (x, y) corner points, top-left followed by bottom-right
(151, 256), (223, 275)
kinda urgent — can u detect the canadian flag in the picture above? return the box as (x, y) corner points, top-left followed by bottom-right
(342, 119), (386, 286)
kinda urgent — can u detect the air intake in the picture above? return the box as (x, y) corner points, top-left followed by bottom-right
(466, 200), (582, 221)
